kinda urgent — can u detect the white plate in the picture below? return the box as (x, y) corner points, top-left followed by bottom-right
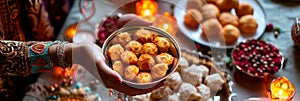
(174, 0), (266, 49)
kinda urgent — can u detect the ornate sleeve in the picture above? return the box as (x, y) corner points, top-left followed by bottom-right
(0, 41), (58, 77)
(0, 41), (30, 76)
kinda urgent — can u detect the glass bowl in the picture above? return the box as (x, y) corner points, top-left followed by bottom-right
(102, 26), (181, 89)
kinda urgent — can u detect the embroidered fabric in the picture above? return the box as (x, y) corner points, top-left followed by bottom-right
(28, 42), (56, 73)
(0, 41), (30, 76)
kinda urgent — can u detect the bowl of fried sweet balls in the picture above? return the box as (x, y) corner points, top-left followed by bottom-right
(102, 26), (181, 89)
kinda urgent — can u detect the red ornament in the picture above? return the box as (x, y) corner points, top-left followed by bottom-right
(266, 23), (274, 32)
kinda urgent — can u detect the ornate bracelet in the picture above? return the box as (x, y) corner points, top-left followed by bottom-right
(28, 41), (57, 74)
(56, 41), (71, 68)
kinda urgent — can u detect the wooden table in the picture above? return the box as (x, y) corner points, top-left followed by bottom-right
(57, 0), (300, 100)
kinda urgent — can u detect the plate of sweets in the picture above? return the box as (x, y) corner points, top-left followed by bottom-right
(102, 26), (181, 89)
(231, 40), (284, 78)
(174, 0), (266, 49)
(127, 49), (232, 101)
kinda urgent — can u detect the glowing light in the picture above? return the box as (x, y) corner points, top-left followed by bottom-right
(270, 77), (296, 101)
(64, 23), (78, 42)
(163, 23), (169, 30)
(153, 14), (178, 36)
(136, 0), (158, 16)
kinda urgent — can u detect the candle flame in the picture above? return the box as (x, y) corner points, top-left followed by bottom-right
(144, 9), (151, 16)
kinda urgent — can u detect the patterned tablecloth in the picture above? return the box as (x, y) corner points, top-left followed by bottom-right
(54, 0), (300, 100)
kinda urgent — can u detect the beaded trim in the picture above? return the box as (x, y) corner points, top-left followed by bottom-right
(0, 41), (30, 76)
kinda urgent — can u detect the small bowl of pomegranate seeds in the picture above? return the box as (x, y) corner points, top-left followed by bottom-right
(231, 40), (284, 78)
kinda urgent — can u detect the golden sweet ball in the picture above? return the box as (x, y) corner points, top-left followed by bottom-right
(151, 63), (169, 79)
(137, 54), (155, 71)
(124, 65), (139, 81)
(155, 53), (174, 66)
(235, 2), (254, 17)
(112, 61), (124, 76)
(114, 32), (131, 46)
(201, 18), (222, 38)
(219, 25), (240, 45)
(107, 44), (124, 61)
(135, 72), (153, 83)
(121, 50), (138, 65)
(134, 29), (154, 44)
(200, 4), (220, 20)
(153, 37), (171, 53)
(125, 41), (143, 56)
(218, 12), (239, 27)
(184, 9), (203, 29)
(141, 43), (158, 56)
(186, 0), (204, 11)
(239, 15), (258, 35)
(216, 0), (239, 12)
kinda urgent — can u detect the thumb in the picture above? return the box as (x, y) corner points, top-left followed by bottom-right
(96, 54), (123, 84)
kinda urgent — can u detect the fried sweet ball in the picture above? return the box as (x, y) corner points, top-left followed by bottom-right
(125, 41), (143, 56)
(151, 63), (169, 79)
(184, 9), (203, 29)
(121, 50), (138, 65)
(201, 18), (222, 38)
(135, 72), (153, 83)
(200, 4), (220, 20)
(219, 25), (240, 45)
(239, 15), (258, 35)
(155, 53), (174, 66)
(112, 61), (124, 76)
(124, 65), (139, 81)
(235, 2), (254, 17)
(218, 12), (239, 27)
(107, 44), (124, 61)
(153, 37), (171, 52)
(115, 32), (131, 46)
(186, 0), (204, 11)
(134, 29), (154, 44)
(137, 54), (156, 71)
(141, 43), (158, 56)
(216, 0), (239, 12)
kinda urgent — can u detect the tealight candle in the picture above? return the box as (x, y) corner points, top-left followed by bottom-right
(270, 77), (296, 101)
